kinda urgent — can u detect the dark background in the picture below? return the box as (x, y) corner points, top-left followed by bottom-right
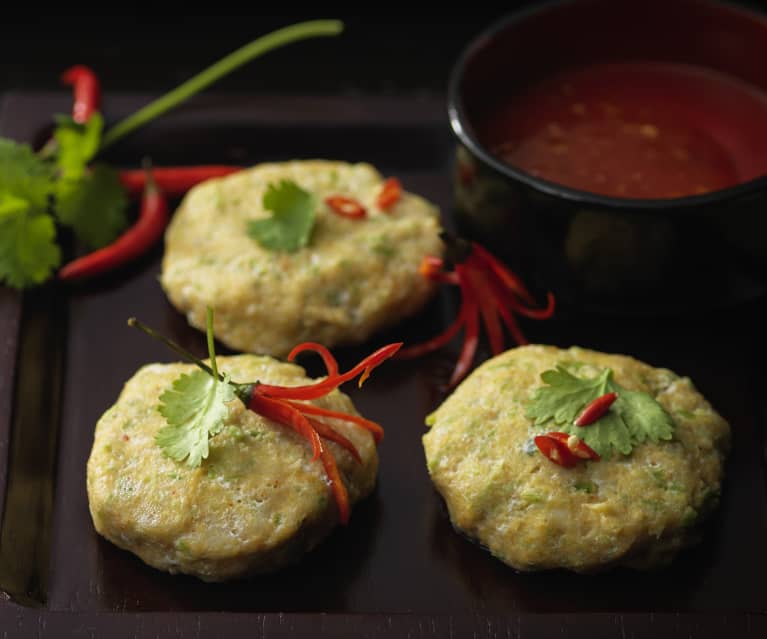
(0, 15), (514, 96)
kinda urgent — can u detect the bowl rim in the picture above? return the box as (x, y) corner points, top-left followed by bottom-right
(447, 0), (767, 211)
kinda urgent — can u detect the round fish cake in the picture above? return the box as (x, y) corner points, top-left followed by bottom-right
(161, 160), (443, 357)
(424, 345), (730, 572)
(87, 355), (377, 582)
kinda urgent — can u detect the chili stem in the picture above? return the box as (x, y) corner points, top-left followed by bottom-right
(101, 20), (344, 150)
(127, 317), (218, 379)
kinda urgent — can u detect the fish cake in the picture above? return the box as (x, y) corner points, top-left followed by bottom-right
(161, 160), (443, 357)
(423, 345), (730, 571)
(87, 355), (377, 581)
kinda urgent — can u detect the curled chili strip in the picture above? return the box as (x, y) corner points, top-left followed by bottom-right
(61, 65), (101, 124)
(59, 167), (168, 280)
(257, 342), (402, 400)
(119, 165), (241, 197)
(399, 235), (555, 388)
(243, 342), (399, 524)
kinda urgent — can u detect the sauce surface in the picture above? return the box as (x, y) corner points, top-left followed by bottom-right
(479, 62), (767, 199)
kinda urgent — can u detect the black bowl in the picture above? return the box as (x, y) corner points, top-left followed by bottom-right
(448, 0), (767, 314)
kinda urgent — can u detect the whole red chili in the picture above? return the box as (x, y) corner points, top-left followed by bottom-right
(376, 177), (402, 210)
(575, 392), (618, 427)
(59, 168), (168, 280)
(325, 195), (366, 219)
(60, 65), (101, 124)
(119, 165), (242, 197)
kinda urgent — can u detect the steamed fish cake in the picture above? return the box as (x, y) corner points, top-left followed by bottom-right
(161, 160), (443, 357)
(424, 345), (730, 572)
(87, 355), (378, 582)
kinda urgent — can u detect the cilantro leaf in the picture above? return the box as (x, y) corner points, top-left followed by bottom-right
(55, 164), (128, 248)
(53, 113), (102, 180)
(525, 364), (675, 458)
(0, 138), (54, 210)
(247, 179), (316, 252)
(157, 369), (236, 466)
(155, 308), (236, 467)
(527, 366), (610, 426)
(0, 194), (60, 288)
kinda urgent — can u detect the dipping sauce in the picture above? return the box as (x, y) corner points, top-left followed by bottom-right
(479, 62), (767, 199)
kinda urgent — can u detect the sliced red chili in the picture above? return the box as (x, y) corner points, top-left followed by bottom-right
(546, 431), (601, 461)
(325, 195), (366, 219)
(305, 416), (362, 464)
(319, 447), (350, 525)
(575, 392), (618, 427)
(59, 167), (168, 280)
(376, 177), (402, 210)
(287, 341), (339, 377)
(61, 65), (100, 124)
(119, 165), (241, 197)
(534, 434), (579, 468)
(257, 342), (402, 400)
(284, 400), (384, 443)
(247, 392), (323, 461)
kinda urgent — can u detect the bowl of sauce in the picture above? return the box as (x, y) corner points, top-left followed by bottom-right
(448, 0), (767, 313)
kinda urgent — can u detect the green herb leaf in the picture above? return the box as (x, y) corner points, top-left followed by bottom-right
(525, 364), (675, 458)
(0, 138), (55, 210)
(55, 164), (128, 248)
(247, 180), (316, 252)
(0, 194), (60, 288)
(53, 113), (103, 180)
(156, 309), (236, 466)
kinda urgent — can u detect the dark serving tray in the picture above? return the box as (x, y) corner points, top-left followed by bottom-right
(0, 92), (765, 638)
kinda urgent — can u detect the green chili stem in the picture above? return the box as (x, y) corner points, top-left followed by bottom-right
(206, 307), (219, 379)
(127, 317), (218, 379)
(101, 20), (344, 150)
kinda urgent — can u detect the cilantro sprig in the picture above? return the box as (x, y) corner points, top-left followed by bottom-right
(525, 364), (675, 458)
(247, 179), (317, 252)
(0, 20), (344, 289)
(155, 308), (236, 466)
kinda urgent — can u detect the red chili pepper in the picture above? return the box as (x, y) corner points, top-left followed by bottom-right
(246, 342), (399, 524)
(61, 65), (101, 124)
(257, 342), (402, 400)
(534, 434), (578, 468)
(546, 431), (601, 461)
(59, 168), (168, 280)
(575, 392), (618, 427)
(325, 195), (367, 219)
(119, 165), (242, 197)
(399, 234), (555, 388)
(247, 392), (323, 460)
(376, 177), (402, 210)
(535, 431), (600, 467)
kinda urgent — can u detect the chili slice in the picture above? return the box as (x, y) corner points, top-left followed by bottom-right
(534, 434), (579, 468)
(61, 65), (100, 124)
(546, 431), (601, 461)
(325, 195), (366, 219)
(376, 177), (402, 210)
(575, 392), (618, 427)
(59, 168), (169, 280)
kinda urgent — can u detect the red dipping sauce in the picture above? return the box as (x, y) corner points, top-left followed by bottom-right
(479, 62), (767, 199)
